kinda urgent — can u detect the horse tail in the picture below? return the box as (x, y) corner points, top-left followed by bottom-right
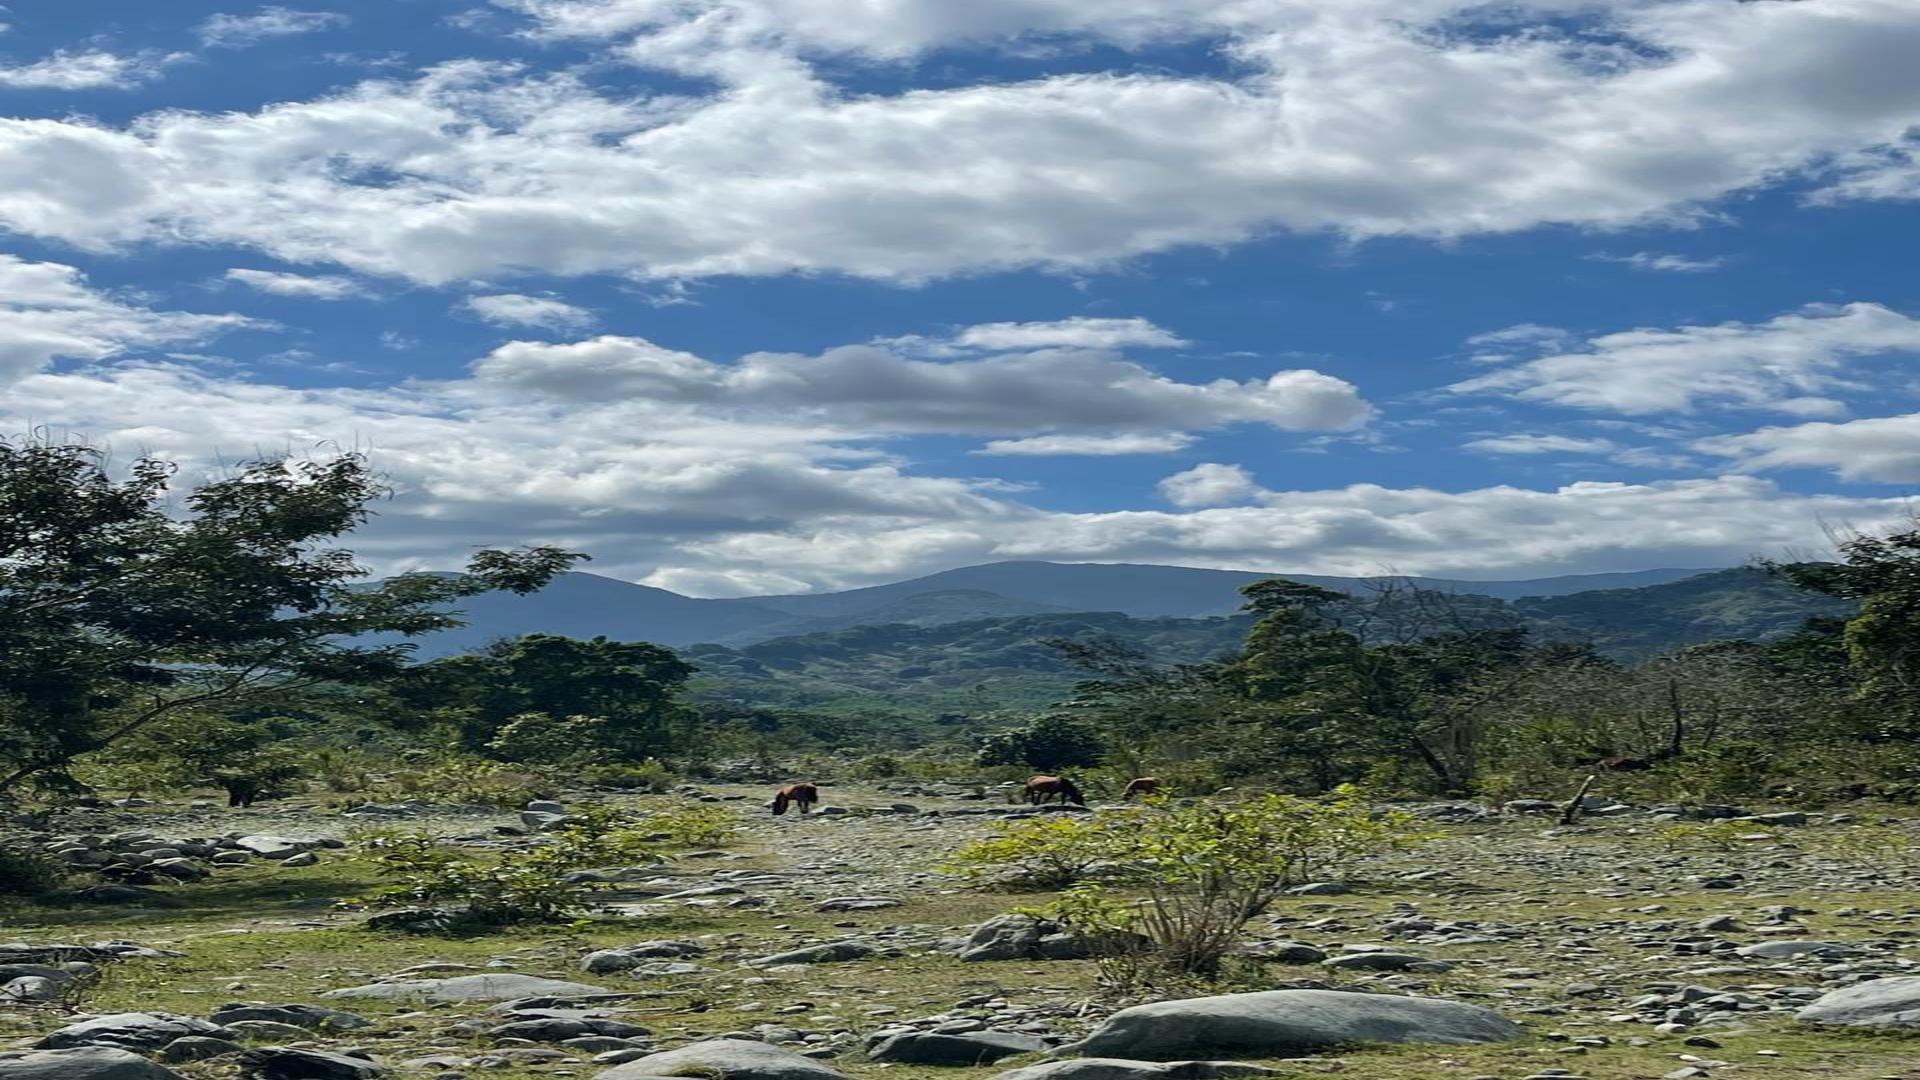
(772, 791), (790, 816)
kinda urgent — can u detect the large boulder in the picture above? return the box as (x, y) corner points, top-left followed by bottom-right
(209, 1003), (371, 1031)
(232, 836), (319, 860)
(322, 974), (606, 1003)
(748, 942), (872, 966)
(868, 1031), (1047, 1065)
(234, 1047), (386, 1079)
(1057, 991), (1523, 1059)
(1798, 977), (1920, 1026)
(0, 1048), (188, 1080)
(36, 1013), (229, 1051)
(988, 1062), (1281, 1080)
(596, 1038), (849, 1080)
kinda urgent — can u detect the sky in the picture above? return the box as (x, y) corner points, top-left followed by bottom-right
(2, 0), (1920, 596)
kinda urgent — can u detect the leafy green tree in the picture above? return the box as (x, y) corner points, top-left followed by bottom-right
(0, 438), (580, 793)
(408, 634), (698, 759)
(1780, 528), (1920, 703)
(976, 712), (1106, 772)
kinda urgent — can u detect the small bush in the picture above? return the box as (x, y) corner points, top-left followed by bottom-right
(389, 759), (555, 808)
(359, 806), (661, 925)
(850, 753), (903, 780)
(0, 840), (66, 899)
(580, 758), (677, 792)
(942, 814), (1115, 889)
(1810, 824), (1918, 877)
(1005, 788), (1426, 978)
(644, 803), (738, 848)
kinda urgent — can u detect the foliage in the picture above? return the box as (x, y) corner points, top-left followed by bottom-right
(1015, 790), (1425, 975)
(0, 437), (581, 793)
(976, 712), (1106, 772)
(387, 758), (557, 808)
(1779, 528), (1920, 728)
(578, 759), (678, 792)
(642, 803), (738, 847)
(942, 814), (1116, 889)
(359, 806), (663, 925)
(403, 634), (697, 761)
(0, 838), (67, 898)
(1809, 824), (1918, 878)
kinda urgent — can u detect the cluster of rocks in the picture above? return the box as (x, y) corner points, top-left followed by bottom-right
(0, 941), (175, 1007)
(22, 830), (337, 894)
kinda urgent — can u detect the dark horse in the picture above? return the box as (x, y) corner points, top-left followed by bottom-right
(1024, 775), (1085, 806)
(771, 783), (819, 816)
(1123, 776), (1162, 799)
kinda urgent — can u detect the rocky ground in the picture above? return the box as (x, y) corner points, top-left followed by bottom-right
(3, 782), (1920, 1080)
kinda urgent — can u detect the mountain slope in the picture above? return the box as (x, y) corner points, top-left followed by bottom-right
(1513, 567), (1855, 661)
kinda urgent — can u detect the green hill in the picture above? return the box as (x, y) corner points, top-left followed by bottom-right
(1511, 566), (1855, 661)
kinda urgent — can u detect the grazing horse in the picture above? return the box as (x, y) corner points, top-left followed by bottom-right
(1123, 776), (1162, 799)
(1024, 775), (1085, 806)
(771, 783), (819, 816)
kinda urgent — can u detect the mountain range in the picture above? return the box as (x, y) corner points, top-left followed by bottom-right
(403, 560), (1722, 657)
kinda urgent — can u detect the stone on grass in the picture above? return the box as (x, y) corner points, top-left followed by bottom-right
(209, 1004), (371, 1031)
(988, 1061), (1281, 1080)
(234, 1047), (385, 1079)
(0, 1047), (189, 1080)
(1058, 990), (1522, 1060)
(322, 974), (606, 1003)
(1322, 953), (1452, 973)
(233, 836), (317, 860)
(1735, 940), (1858, 959)
(596, 1038), (849, 1080)
(36, 1013), (230, 1051)
(867, 1031), (1047, 1065)
(1797, 976), (1920, 1027)
(487, 1018), (652, 1042)
(158, 1038), (246, 1063)
(747, 942), (872, 966)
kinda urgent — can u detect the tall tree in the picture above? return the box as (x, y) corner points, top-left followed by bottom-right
(0, 438), (581, 793)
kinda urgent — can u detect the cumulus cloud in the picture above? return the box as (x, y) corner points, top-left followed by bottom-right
(0, 49), (180, 90)
(11, 355), (1894, 594)
(461, 292), (596, 331)
(1699, 413), (1920, 483)
(1466, 434), (1619, 455)
(1452, 302), (1920, 415)
(1158, 462), (1259, 508)
(0, 2), (1914, 282)
(199, 7), (351, 48)
(224, 268), (367, 299)
(468, 335), (1373, 435)
(0, 253), (254, 385)
(976, 433), (1194, 456)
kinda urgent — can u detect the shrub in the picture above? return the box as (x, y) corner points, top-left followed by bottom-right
(942, 814), (1116, 889)
(0, 839), (66, 899)
(1017, 789), (1426, 977)
(359, 805), (661, 925)
(850, 753), (903, 779)
(644, 803), (738, 848)
(389, 758), (555, 808)
(580, 758), (677, 792)
(1810, 823), (1918, 878)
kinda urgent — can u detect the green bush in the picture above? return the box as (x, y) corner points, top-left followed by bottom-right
(359, 806), (661, 925)
(643, 803), (738, 848)
(0, 839), (66, 899)
(942, 814), (1115, 889)
(1009, 789), (1427, 977)
(579, 758), (677, 792)
(388, 758), (556, 808)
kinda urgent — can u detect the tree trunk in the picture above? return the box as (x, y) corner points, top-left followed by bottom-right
(1558, 774), (1598, 825)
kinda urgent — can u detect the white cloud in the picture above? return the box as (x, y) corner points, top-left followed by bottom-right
(0, 253), (255, 385)
(461, 292), (596, 332)
(199, 7), (352, 48)
(1466, 434), (1618, 455)
(1700, 413), (1920, 483)
(1158, 462), (1259, 508)
(469, 335), (1373, 435)
(1452, 302), (1920, 415)
(0, 2), (1915, 282)
(224, 268), (367, 300)
(953, 317), (1187, 351)
(0, 49), (180, 90)
(1590, 251), (1727, 273)
(976, 432), (1194, 456)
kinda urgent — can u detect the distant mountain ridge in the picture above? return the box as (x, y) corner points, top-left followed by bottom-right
(400, 559), (1726, 658)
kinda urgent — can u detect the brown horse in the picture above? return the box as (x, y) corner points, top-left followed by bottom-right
(1123, 776), (1162, 799)
(771, 783), (819, 816)
(1024, 775), (1085, 806)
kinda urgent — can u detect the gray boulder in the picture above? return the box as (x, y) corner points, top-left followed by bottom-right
(158, 1038), (246, 1063)
(210, 1003), (371, 1031)
(988, 1062), (1281, 1080)
(37, 1013), (229, 1051)
(0, 1047), (189, 1080)
(748, 941), (873, 966)
(583, 941), (706, 974)
(596, 1038), (849, 1080)
(235, 1047), (386, 1079)
(323, 974), (606, 1003)
(1798, 976), (1920, 1026)
(868, 1031), (1046, 1065)
(1058, 990), (1522, 1059)
(1735, 940), (1858, 959)
(233, 836), (317, 860)
(488, 1018), (652, 1042)
(1322, 953), (1452, 972)
(1243, 942), (1327, 965)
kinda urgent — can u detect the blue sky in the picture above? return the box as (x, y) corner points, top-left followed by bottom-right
(3, 0), (1920, 595)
